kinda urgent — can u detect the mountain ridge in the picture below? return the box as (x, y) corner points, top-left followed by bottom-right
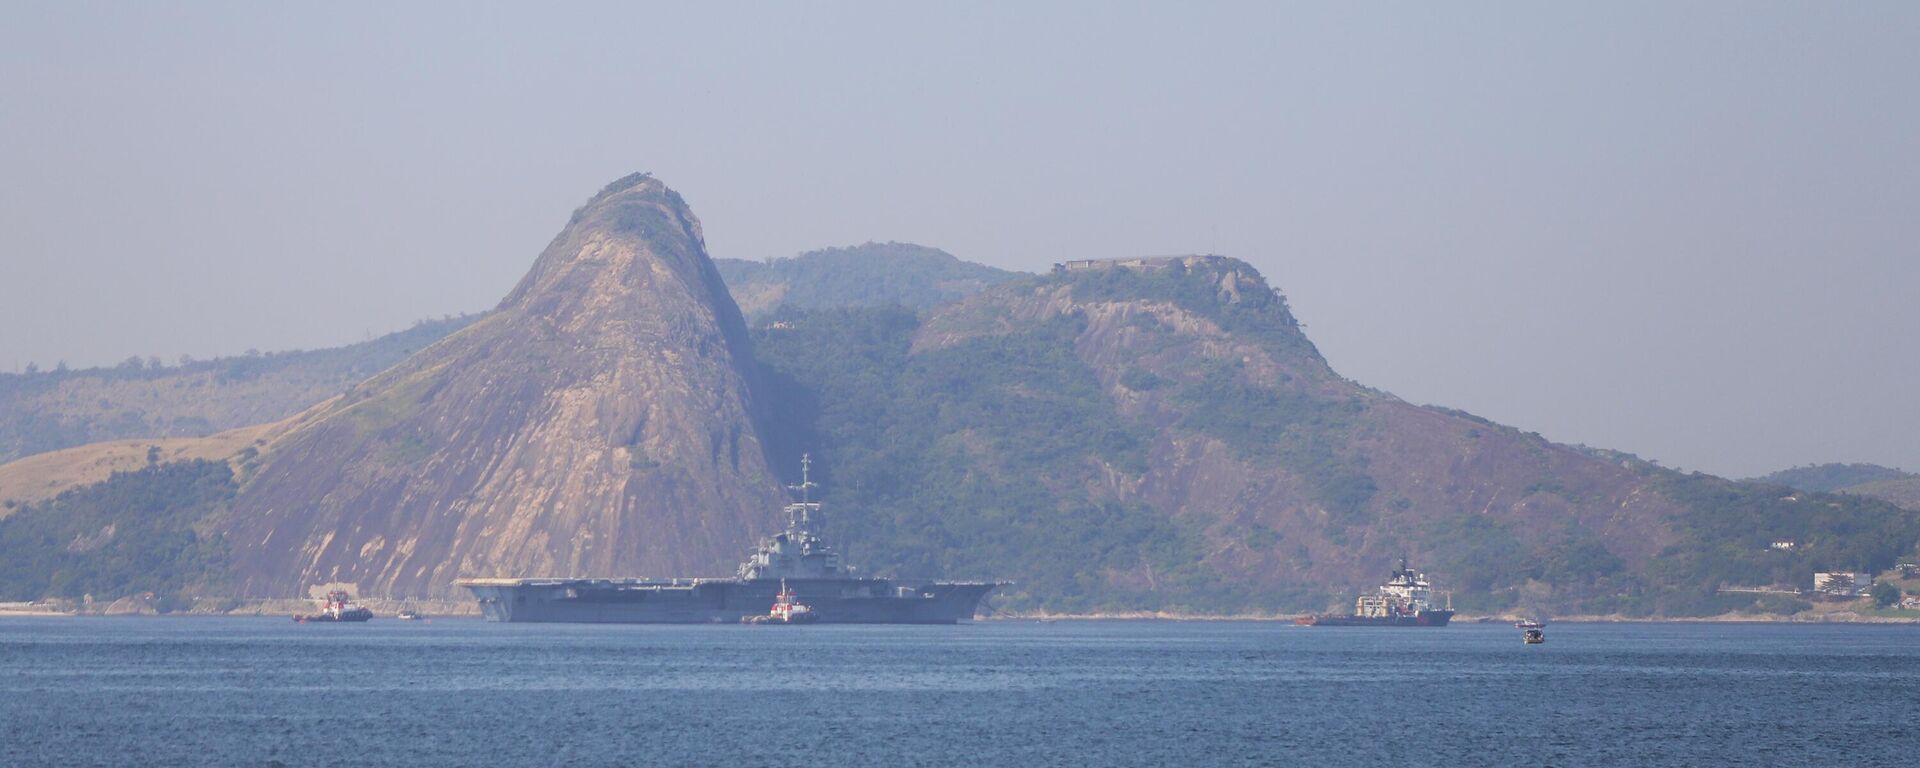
(2, 176), (1914, 614)
(752, 256), (1709, 612)
(216, 174), (784, 597)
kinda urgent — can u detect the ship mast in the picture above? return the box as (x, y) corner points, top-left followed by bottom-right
(791, 454), (817, 504)
(787, 453), (822, 535)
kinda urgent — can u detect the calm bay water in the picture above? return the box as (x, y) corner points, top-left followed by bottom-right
(2, 618), (1916, 767)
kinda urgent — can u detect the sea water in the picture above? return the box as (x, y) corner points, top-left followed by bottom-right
(2, 618), (1915, 767)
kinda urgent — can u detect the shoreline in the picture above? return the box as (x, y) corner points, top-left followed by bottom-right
(7, 612), (1914, 624)
(0, 598), (482, 619)
(6, 601), (1915, 624)
(984, 611), (1920, 624)
(16, 614), (1909, 625)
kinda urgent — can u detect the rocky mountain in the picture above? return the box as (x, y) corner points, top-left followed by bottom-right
(752, 257), (1920, 614)
(217, 174), (784, 597)
(4, 176), (1915, 615)
(716, 242), (1020, 320)
(0, 316), (475, 465)
(0, 243), (1009, 465)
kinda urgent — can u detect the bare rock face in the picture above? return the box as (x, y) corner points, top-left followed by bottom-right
(221, 174), (784, 597)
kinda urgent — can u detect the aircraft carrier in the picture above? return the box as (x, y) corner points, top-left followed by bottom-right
(456, 456), (1003, 624)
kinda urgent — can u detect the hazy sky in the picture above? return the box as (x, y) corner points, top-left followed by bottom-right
(3, 3), (1915, 478)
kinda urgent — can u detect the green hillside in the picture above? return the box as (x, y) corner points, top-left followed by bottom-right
(1841, 477), (1920, 510)
(756, 306), (1241, 613)
(7, 242), (1917, 616)
(750, 262), (1920, 616)
(0, 459), (235, 606)
(1642, 473), (1920, 613)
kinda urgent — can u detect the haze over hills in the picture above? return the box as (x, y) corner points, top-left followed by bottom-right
(0, 316), (476, 466)
(1750, 463), (1920, 511)
(1, 174), (1915, 613)
(1750, 463), (1915, 494)
(1841, 478), (1920, 511)
(0, 245), (1011, 470)
(715, 242), (1022, 320)
(0, 245), (1011, 508)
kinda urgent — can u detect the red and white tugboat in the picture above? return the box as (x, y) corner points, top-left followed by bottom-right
(293, 590), (374, 623)
(742, 580), (818, 625)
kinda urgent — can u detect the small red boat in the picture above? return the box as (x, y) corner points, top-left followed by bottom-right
(741, 580), (817, 625)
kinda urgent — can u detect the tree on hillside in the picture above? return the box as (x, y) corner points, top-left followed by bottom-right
(1818, 573), (1857, 596)
(1870, 582), (1901, 608)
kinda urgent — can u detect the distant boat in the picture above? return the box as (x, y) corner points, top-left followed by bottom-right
(1523, 628), (1546, 644)
(1515, 619), (1546, 630)
(293, 591), (373, 623)
(1294, 559), (1454, 627)
(742, 580), (818, 625)
(396, 607), (423, 621)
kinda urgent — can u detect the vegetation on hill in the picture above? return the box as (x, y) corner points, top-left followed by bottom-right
(0, 422), (274, 512)
(8, 229), (1916, 616)
(716, 242), (1021, 320)
(751, 260), (1920, 617)
(1602, 473), (1920, 616)
(0, 242), (1007, 469)
(1750, 463), (1915, 493)
(0, 315), (477, 464)
(753, 299), (1633, 615)
(1045, 262), (1373, 527)
(1051, 257), (1326, 368)
(1842, 477), (1920, 511)
(0, 459), (234, 606)
(755, 306), (1245, 613)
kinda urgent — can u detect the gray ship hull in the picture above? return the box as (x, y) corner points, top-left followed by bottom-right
(459, 577), (999, 624)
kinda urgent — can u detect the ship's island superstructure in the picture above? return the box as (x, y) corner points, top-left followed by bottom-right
(456, 456), (1003, 624)
(1296, 559), (1455, 627)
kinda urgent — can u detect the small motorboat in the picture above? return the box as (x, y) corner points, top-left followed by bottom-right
(1515, 618), (1546, 630)
(396, 607), (423, 621)
(1523, 628), (1546, 644)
